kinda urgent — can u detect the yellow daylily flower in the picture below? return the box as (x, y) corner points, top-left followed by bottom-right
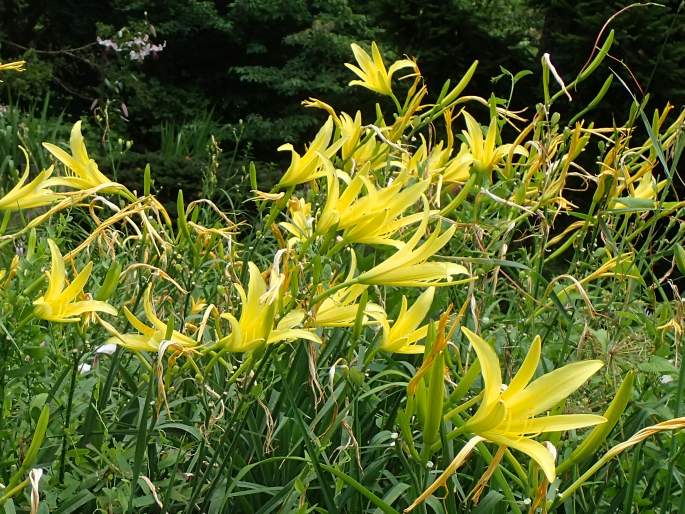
(462, 111), (527, 178)
(313, 252), (385, 328)
(339, 111), (363, 161)
(101, 286), (196, 352)
(42, 121), (124, 192)
(317, 163), (428, 247)
(279, 197), (314, 245)
(33, 240), (117, 323)
(190, 296), (208, 315)
(277, 117), (344, 188)
(657, 318), (683, 336)
(379, 287), (435, 354)
(396, 138), (452, 180)
(345, 42), (416, 97)
(337, 111), (388, 169)
(218, 263), (320, 352)
(0, 147), (66, 211)
(441, 144), (474, 184)
(0, 255), (19, 288)
(0, 60), (26, 72)
(0, 164), (63, 211)
(355, 199), (468, 287)
(611, 170), (668, 209)
(461, 327), (605, 483)
(317, 165), (366, 235)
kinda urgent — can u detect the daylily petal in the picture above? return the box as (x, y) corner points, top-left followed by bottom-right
(461, 327), (502, 407)
(124, 307), (156, 337)
(483, 432), (557, 483)
(502, 414), (606, 434)
(507, 360), (604, 417)
(59, 262), (93, 304)
(502, 335), (541, 400)
(45, 240), (66, 299)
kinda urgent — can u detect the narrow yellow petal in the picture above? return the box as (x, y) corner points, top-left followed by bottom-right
(461, 327), (502, 407)
(502, 335), (541, 400)
(45, 240), (66, 300)
(502, 414), (606, 434)
(124, 306), (156, 337)
(483, 432), (557, 483)
(507, 360), (604, 417)
(143, 286), (167, 333)
(59, 261), (93, 304)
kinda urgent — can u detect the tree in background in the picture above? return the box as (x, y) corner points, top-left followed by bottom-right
(1, 0), (683, 198)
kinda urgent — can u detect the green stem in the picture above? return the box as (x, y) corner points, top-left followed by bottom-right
(439, 173), (479, 217)
(58, 351), (79, 483)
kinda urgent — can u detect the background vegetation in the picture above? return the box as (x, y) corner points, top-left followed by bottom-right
(1, 1), (683, 204)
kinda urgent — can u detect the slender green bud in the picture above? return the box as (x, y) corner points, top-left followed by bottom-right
(95, 261), (122, 301)
(176, 190), (191, 243)
(143, 163), (152, 196)
(441, 60), (478, 106)
(7, 405), (50, 490)
(674, 244), (685, 276)
(422, 350), (445, 456)
(557, 371), (634, 473)
(27, 228), (37, 260)
(249, 161), (258, 192)
(577, 30), (614, 83)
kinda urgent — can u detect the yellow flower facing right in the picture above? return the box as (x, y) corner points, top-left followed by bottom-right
(459, 327), (606, 483)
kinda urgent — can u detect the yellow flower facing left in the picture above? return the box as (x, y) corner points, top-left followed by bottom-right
(101, 286), (197, 353)
(355, 199), (469, 287)
(0, 147), (66, 212)
(0, 166), (63, 212)
(277, 117), (344, 188)
(345, 42), (416, 97)
(379, 287), (435, 354)
(33, 240), (117, 323)
(0, 60), (26, 72)
(42, 121), (125, 192)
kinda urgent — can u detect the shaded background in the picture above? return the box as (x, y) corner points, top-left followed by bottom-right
(1, 0), (684, 205)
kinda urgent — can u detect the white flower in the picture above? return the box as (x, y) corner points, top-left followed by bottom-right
(96, 343), (118, 355)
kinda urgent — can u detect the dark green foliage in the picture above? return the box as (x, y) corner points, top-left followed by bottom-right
(535, 1), (685, 119)
(1, 0), (683, 201)
(359, 0), (540, 104)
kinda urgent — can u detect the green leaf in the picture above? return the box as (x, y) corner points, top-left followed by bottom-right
(638, 356), (677, 374)
(321, 464), (401, 514)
